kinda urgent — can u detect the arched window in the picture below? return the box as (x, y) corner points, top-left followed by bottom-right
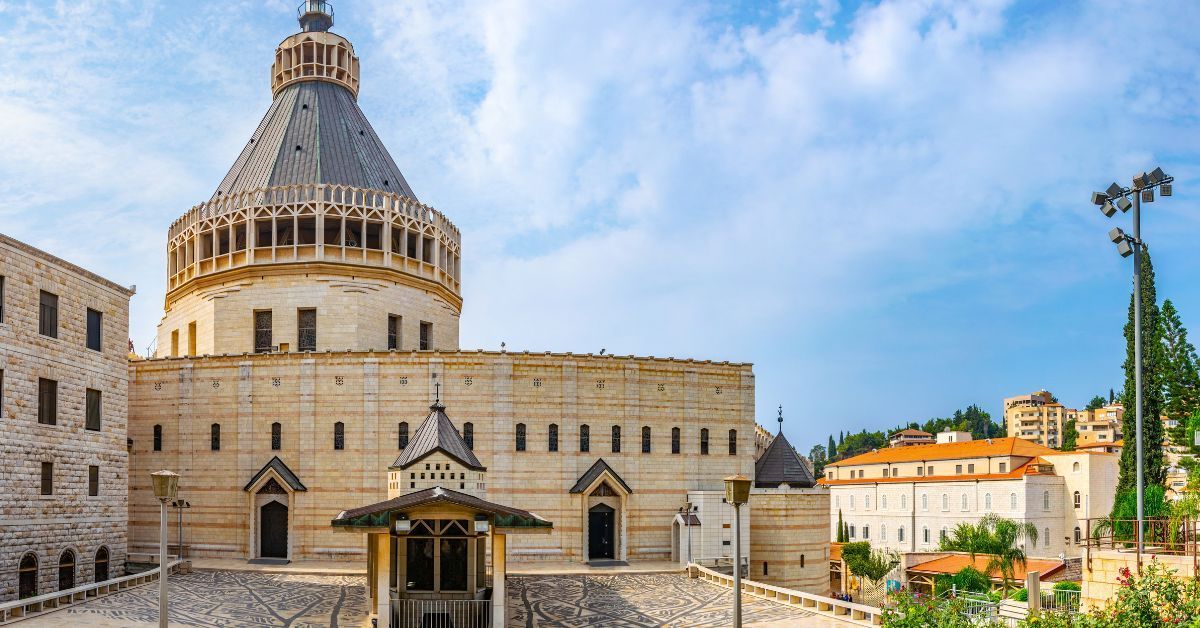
(94, 547), (109, 582)
(865, 495), (871, 509)
(210, 423), (220, 451)
(1073, 491), (1081, 509)
(849, 524), (856, 538)
(700, 429), (709, 455)
(923, 527), (930, 544)
(463, 422), (474, 450)
(881, 496), (887, 509)
(580, 424), (590, 452)
(900, 495), (907, 510)
(880, 524), (887, 541)
(985, 493), (992, 510)
(1073, 462), (1081, 472)
(671, 427), (680, 454)
(398, 421), (409, 449)
(1011, 493), (1017, 510)
(58, 549), (75, 591)
(921, 494), (928, 511)
(728, 429), (737, 455)
(1043, 490), (1050, 511)
(549, 424), (559, 452)
(863, 525), (870, 540)
(271, 422), (281, 451)
(515, 423), (526, 451)
(1045, 527), (1050, 547)
(611, 425), (621, 453)
(18, 553), (38, 599)
(152, 425), (162, 451)
(642, 426), (651, 453)
(849, 495), (855, 510)
(942, 494), (949, 511)
(334, 421), (345, 450)
(898, 526), (905, 542)
(1074, 527), (1082, 543)
(940, 527), (948, 542)
(961, 494), (968, 510)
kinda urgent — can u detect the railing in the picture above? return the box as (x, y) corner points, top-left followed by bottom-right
(1041, 588), (1081, 613)
(688, 562), (883, 625)
(1085, 517), (1200, 571)
(0, 559), (182, 624)
(392, 598), (491, 628)
(692, 555), (749, 578)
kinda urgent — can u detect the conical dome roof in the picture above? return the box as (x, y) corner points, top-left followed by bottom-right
(210, 3), (416, 202)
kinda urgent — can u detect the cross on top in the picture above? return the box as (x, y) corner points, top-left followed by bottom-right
(435, 382), (441, 404)
(777, 405), (783, 434)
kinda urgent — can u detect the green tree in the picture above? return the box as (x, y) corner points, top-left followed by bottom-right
(1086, 395), (1107, 411)
(809, 444), (827, 478)
(836, 510), (847, 542)
(1161, 299), (1200, 440)
(1060, 418), (1077, 451)
(1117, 249), (1167, 493)
(938, 513), (1038, 593)
(828, 434), (838, 459)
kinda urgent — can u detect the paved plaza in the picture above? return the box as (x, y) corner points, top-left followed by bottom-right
(19, 569), (849, 627)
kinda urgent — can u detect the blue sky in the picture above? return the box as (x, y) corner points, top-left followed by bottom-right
(2, 0), (1199, 454)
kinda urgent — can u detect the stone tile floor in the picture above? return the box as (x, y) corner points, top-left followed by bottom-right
(507, 573), (849, 627)
(18, 570), (369, 627)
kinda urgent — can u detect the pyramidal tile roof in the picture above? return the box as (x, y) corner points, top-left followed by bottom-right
(754, 432), (816, 488)
(826, 437), (1056, 468)
(391, 403), (485, 471)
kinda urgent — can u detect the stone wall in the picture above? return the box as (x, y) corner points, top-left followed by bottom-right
(749, 488), (829, 594)
(1081, 551), (1197, 611)
(128, 350), (755, 563)
(0, 234), (133, 602)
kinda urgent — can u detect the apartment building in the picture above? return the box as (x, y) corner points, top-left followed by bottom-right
(0, 234), (135, 602)
(1004, 391), (1077, 448)
(1076, 403), (1124, 447)
(820, 434), (1117, 558)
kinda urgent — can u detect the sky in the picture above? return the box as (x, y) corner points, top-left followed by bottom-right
(1, 0), (1199, 454)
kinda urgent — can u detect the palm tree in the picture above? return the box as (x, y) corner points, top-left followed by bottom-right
(938, 513), (1039, 594)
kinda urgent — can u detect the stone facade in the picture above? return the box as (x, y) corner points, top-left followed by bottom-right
(127, 350), (758, 563)
(0, 233), (134, 602)
(749, 488), (829, 594)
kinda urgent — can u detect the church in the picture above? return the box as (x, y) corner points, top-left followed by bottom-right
(126, 1), (828, 593)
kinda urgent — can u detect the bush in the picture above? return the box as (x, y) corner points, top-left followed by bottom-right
(1052, 581), (1081, 592)
(1009, 587), (1028, 601)
(883, 590), (973, 628)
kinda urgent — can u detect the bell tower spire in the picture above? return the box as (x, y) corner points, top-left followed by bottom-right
(298, 1), (334, 33)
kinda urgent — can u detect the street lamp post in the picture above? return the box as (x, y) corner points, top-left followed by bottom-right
(1093, 167), (1174, 566)
(151, 470), (180, 628)
(724, 475), (751, 628)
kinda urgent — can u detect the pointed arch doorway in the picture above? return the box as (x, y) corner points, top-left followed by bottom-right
(569, 459), (633, 563)
(588, 503), (616, 559)
(260, 500), (289, 559)
(244, 456), (307, 562)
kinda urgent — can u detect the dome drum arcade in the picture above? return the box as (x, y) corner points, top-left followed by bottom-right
(159, 0), (460, 357)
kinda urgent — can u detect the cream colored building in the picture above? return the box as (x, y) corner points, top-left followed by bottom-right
(0, 234), (135, 602)
(124, 4), (830, 594)
(820, 435), (1117, 558)
(1004, 390), (1077, 448)
(1076, 403), (1123, 447)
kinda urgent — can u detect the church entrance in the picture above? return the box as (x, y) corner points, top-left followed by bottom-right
(588, 504), (615, 560)
(260, 501), (289, 559)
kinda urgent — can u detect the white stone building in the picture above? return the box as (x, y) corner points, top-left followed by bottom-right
(820, 435), (1117, 558)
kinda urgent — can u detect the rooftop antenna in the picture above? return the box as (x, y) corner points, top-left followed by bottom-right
(777, 405), (784, 435)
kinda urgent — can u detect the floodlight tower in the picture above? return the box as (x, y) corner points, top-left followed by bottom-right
(1091, 166), (1174, 566)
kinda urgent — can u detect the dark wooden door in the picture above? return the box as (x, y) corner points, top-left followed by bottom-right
(588, 504), (615, 560)
(260, 501), (288, 559)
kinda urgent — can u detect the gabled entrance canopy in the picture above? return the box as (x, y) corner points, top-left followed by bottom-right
(243, 456), (307, 492)
(331, 486), (551, 532)
(569, 458), (633, 495)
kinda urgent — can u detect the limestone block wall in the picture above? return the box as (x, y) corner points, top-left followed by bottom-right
(157, 268), (460, 357)
(1081, 551), (1197, 611)
(749, 488), (829, 594)
(128, 350), (755, 562)
(0, 234), (133, 602)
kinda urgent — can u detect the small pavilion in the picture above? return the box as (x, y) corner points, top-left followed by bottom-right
(332, 400), (551, 627)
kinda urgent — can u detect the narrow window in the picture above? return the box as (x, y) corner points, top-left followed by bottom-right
(883, 468), (889, 478)
(849, 525), (855, 538)
(611, 425), (621, 453)
(399, 421), (409, 449)
(187, 321), (197, 355)
(961, 494), (968, 510)
(297, 308), (316, 352)
(985, 493), (992, 510)
(41, 461), (53, 495)
(0, 275), (5, 322)
(1073, 490), (1081, 509)
(940, 527), (948, 542)
(800, 554), (805, 568)
(515, 423), (526, 451)
(548, 424), (559, 452)
(580, 424), (590, 452)
(407, 538), (434, 591)
(271, 422), (282, 450)
(95, 547), (110, 583)
(85, 388), (101, 431)
(642, 426), (651, 453)
(763, 562), (769, 576)
(700, 428), (709, 455)
(86, 308), (102, 351)
(999, 462), (1007, 473)
(254, 310), (273, 353)
(881, 524), (886, 541)
(1043, 490), (1050, 511)
(38, 378), (57, 425)
(923, 527), (930, 543)
(863, 525), (869, 540)
(211, 423), (221, 451)
(440, 538), (468, 591)
(334, 421), (345, 450)
(0, 369), (4, 416)
(419, 321), (432, 350)
(1045, 527), (1050, 546)
(39, 291), (58, 338)
(671, 427), (680, 454)
(1011, 493), (1017, 509)
(388, 314), (400, 350)
(153, 425), (162, 451)
(88, 465), (99, 496)
(941, 494), (949, 511)
(968, 463), (975, 473)
(728, 429), (737, 455)
(901, 495), (907, 509)
(463, 422), (473, 450)
(58, 550), (75, 591)
(1074, 527), (1081, 543)
(171, 330), (179, 357)
(18, 553), (37, 599)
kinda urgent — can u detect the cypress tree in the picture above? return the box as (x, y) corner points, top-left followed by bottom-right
(1116, 249), (1167, 494)
(1161, 299), (1200, 427)
(837, 510), (846, 543)
(828, 435), (838, 459)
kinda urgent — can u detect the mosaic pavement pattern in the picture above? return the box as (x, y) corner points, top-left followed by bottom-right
(36, 570), (368, 627)
(507, 573), (820, 627)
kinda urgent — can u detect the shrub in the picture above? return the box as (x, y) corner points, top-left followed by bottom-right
(1052, 581), (1081, 592)
(1009, 587), (1027, 601)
